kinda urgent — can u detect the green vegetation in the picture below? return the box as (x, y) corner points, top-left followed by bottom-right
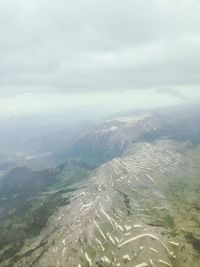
(186, 233), (200, 252)
(0, 160), (90, 266)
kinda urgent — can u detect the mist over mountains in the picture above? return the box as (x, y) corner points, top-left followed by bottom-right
(1, 0), (200, 266)
(0, 103), (200, 267)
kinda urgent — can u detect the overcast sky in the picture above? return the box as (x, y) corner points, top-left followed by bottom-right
(0, 0), (200, 117)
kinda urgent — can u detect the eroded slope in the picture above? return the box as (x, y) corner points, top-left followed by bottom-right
(12, 140), (200, 267)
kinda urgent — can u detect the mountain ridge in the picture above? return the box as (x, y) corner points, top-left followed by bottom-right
(0, 104), (200, 266)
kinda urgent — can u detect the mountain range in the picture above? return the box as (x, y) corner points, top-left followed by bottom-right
(0, 104), (200, 267)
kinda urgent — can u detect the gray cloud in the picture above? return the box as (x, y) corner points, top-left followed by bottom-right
(0, 0), (200, 95)
(157, 88), (189, 102)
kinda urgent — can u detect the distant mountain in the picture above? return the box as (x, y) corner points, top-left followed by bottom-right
(52, 104), (200, 166)
(0, 115), (93, 172)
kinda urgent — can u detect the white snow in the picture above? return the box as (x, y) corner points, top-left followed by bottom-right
(118, 233), (173, 256)
(93, 219), (106, 239)
(150, 247), (158, 253)
(122, 254), (131, 261)
(133, 224), (142, 228)
(145, 173), (156, 184)
(135, 262), (148, 267)
(85, 252), (92, 266)
(149, 258), (156, 267)
(158, 259), (172, 267)
(169, 241), (179, 246)
(101, 256), (111, 264)
(107, 232), (116, 245)
(124, 224), (132, 231)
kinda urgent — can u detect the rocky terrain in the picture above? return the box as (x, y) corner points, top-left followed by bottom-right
(0, 106), (200, 267)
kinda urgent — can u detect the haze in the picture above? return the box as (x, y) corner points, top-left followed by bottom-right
(0, 0), (200, 117)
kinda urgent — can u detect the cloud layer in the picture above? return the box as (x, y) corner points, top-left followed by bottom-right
(0, 0), (200, 95)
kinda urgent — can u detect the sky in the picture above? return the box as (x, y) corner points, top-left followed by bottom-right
(0, 0), (200, 117)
